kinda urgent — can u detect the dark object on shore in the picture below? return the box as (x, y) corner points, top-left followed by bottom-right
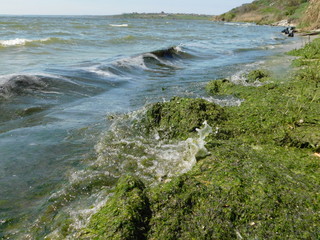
(282, 27), (295, 37)
(282, 27), (289, 34)
(288, 28), (294, 37)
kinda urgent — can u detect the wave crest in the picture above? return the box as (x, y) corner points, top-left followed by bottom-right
(0, 74), (47, 98)
(0, 37), (66, 48)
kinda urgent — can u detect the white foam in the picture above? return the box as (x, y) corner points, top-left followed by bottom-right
(173, 45), (183, 52)
(87, 66), (116, 77)
(38, 109), (214, 238)
(109, 24), (128, 27)
(229, 61), (266, 86)
(0, 38), (51, 47)
(95, 115), (213, 182)
(115, 55), (148, 70)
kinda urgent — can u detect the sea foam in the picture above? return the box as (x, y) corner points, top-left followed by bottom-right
(0, 37), (59, 47)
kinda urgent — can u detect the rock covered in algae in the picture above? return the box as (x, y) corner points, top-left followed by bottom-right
(246, 69), (270, 83)
(205, 78), (236, 95)
(143, 97), (226, 139)
(80, 176), (151, 240)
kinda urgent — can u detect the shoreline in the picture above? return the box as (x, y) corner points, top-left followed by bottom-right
(76, 36), (320, 239)
(2, 22), (318, 239)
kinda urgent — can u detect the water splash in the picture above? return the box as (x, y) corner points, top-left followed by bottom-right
(32, 111), (214, 239)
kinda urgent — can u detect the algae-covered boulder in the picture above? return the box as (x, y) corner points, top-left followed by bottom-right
(205, 78), (236, 95)
(246, 69), (270, 83)
(80, 176), (151, 240)
(144, 97), (226, 139)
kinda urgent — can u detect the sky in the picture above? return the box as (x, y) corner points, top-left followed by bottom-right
(0, 0), (253, 16)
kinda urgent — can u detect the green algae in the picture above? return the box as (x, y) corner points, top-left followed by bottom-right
(205, 78), (236, 96)
(78, 39), (320, 239)
(246, 69), (271, 83)
(142, 96), (226, 140)
(80, 176), (151, 240)
(146, 144), (319, 239)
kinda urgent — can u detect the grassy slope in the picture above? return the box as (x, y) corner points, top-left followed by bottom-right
(79, 39), (320, 239)
(214, 0), (309, 26)
(300, 0), (320, 30)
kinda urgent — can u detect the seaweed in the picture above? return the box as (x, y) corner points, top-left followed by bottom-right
(78, 38), (320, 239)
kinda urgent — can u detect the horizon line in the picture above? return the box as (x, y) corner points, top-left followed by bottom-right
(0, 12), (215, 17)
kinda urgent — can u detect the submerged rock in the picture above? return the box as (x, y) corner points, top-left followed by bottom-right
(143, 97), (226, 139)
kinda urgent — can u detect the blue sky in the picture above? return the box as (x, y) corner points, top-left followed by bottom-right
(1, 0), (253, 15)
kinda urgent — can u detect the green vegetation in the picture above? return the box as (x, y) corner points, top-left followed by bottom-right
(142, 97), (226, 140)
(215, 0), (310, 25)
(289, 38), (320, 62)
(120, 13), (212, 20)
(289, 38), (320, 87)
(80, 38), (320, 239)
(80, 176), (151, 240)
(246, 69), (271, 83)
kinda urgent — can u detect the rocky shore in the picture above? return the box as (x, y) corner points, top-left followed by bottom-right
(76, 38), (320, 239)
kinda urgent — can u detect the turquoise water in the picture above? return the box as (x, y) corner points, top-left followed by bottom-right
(0, 15), (297, 238)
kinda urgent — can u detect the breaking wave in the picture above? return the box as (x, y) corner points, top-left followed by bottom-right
(109, 24), (129, 27)
(29, 108), (213, 239)
(0, 74), (47, 98)
(88, 46), (195, 77)
(0, 37), (70, 48)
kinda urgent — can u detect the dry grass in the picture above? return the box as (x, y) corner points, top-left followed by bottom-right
(301, 0), (320, 30)
(233, 12), (269, 23)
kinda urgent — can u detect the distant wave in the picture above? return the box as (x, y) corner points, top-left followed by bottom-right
(0, 71), (117, 99)
(113, 46), (193, 72)
(224, 22), (256, 27)
(0, 46), (194, 99)
(0, 37), (68, 48)
(109, 24), (129, 27)
(150, 46), (193, 60)
(89, 46), (195, 78)
(109, 35), (137, 44)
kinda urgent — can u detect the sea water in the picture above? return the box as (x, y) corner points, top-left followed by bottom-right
(0, 15), (299, 238)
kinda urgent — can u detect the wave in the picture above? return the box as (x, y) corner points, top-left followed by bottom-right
(0, 37), (69, 48)
(0, 46), (194, 99)
(115, 46), (194, 71)
(0, 74), (47, 98)
(0, 72), (113, 99)
(109, 35), (137, 44)
(150, 46), (193, 60)
(224, 22), (256, 27)
(86, 46), (195, 79)
(109, 24), (129, 27)
(233, 47), (264, 53)
(28, 108), (212, 238)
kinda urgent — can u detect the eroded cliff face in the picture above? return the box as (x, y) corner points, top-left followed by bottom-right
(300, 0), (320, 29)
